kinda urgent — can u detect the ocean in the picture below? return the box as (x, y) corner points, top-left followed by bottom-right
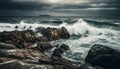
(0, 16), (120, 63)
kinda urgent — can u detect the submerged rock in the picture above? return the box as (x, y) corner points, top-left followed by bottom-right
(41, 27), (70, 40)
(85, 44), (120, 69)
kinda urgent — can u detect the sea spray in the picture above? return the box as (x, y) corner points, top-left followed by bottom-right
(0, 18), (120, 62)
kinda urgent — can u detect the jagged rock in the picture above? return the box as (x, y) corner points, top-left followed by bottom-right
(52, 44), (70, 59)
(52, 48), (64, 59)
(33, 36), (48, 42)
(60, 27), (70, 39)
(0, 30), (35, 44)
(16, 39), (32, 48)
(0, 43), (17, 49)
(41, 27), (70, 41)
(85, 44), (120, 69)
(0, 30), (50, 49)
(30, 42), (53, 52)
(60, 44), (70, 51)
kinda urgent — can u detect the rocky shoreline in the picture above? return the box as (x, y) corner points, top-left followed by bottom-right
(0, 27), (120, 69)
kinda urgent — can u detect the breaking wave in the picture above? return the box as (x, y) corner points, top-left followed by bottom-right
(0, 18), (120, 62)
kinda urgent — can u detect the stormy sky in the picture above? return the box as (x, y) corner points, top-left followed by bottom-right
(0, 0), (120, 17)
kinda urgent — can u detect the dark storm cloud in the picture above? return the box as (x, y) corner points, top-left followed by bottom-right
(0, 0), (50, 11)
(0, 0), (120, 17)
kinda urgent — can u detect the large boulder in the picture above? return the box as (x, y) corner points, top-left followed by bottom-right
(85, 44), (120, 69)
(41, 27), (70, 41)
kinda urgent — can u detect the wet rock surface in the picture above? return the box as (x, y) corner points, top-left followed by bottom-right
(0, 27), (79, 69)
(52, 44), (70, 59)
(30, 42), (53, 52)
(41, 27), (70, 40)
(85, 44), (120, 69)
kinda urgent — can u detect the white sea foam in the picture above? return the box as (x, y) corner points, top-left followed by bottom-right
(0, 18), (120, 62)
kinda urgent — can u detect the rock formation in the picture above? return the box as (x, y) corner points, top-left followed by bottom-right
(85, 44), (120, 69)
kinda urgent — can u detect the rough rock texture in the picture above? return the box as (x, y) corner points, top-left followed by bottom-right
(0, 30), (34, 44)
(0, 49), (78, 69)
(85, 44), (120, 69)
(52, 44), (70, 59)
(41, 27), (70, 40)
(0, 49), (52, 61)
(0, 59), (71, 69)
(30, 42), (53, 52)
(0, 30), (49, 49)
(0, 43), (17, 49)
(0, 28), (79, 69)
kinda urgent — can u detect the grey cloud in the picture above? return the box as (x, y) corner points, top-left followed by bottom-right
(0, 0), (119, 17)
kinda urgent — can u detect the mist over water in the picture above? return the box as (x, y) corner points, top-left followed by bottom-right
(0, 18), (120, 62)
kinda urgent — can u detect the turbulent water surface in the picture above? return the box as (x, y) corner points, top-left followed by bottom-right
(0, 17), (120, 63)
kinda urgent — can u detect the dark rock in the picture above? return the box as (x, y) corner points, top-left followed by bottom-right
(41, 27), (70, 41)
(52, 44), (70, 60)
(0, 49), (52, 61)
(36, 27), (45, 33)
(0, 30), (35, 44)
(33, 36), (48, 42)
(0, 30), (49, 49)
(15, 25), (18, 29)
(0, 61), (31, 69)
(79, 63), (93, 69)
(85, 44), (120, 69)
(60, 27), (70, 39)
(0, 59), (76, 69)
(31, 42), (53, 52)
(0, 50), (9, 57)
(79, 63), (104, 69)
(52, 48), (64, 59)
(16, 39), (32, 48)
(60, 44), (70, 51)
(0, 43), (17, 49)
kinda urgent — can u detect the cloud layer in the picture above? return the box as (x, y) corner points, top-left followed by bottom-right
(0, 0), (119, 16)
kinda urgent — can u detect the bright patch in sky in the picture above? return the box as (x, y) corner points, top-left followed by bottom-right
(49, 0), (61, 3)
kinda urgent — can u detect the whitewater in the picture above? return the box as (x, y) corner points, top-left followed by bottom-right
(0, 18), (120, 62)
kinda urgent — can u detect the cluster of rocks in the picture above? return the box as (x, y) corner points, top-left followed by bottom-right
(39, 27), (70, 40)
(0, 26), (120, 69)
(0, 27), (79, 69)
